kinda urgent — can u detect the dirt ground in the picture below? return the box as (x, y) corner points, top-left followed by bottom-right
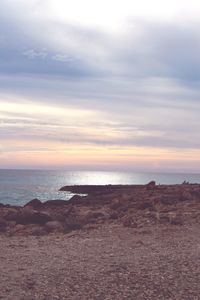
(1, 223), (200, 300)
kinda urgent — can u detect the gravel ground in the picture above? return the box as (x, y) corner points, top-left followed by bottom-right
(1, 224), (200, 300)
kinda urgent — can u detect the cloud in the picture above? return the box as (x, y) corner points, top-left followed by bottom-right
(0, 0), (200, 170)
(52, 54), (75, 62)
(22, 49), (47, 60)
(0, 97), (199, 151)
(1, 0), (200, 82)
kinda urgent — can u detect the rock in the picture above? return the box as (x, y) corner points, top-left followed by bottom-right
(122, 216), (137, 228)
(16, 208), (52, 225)
(109, 198), (130, 214)
(43, 199), (69, 207)
(182, 181), (189, 185)
(168, 212), (183, 225)
(4, 208), (20, 222)
(137, 202), (153, 210)
(146, 181), (156, 190)
(46, 207), (74, 223)
(24, 199), (43, 209)
(83, 211), (109, 224)
(155, 212), (183, 225)
(159, 195), (177, 205)
(45, 221), (64, 233)
(12, 224), (47, 236)
(110, 211), (119, 219)
(30, 225), (47, 236)
(14, 224), (25, 232)
(191, 188), (200, 199)
(1, 182), (200, 236)
(68, 195), (87, 205)
(8, 221), (16, 227)
(170, 218), (183, 225)
(86, 211), (108, 219)
(179, 190), (193, 201)
(64, 215), (83, 232)
(110, 199), (122, 210)
(0, 217), (7, 232)
(8, 224), (26, 236)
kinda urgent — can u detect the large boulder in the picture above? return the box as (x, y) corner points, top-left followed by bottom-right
(24, 198), (43, 209)
(146, 181), (156, 190)
(16, 207), (52, 225)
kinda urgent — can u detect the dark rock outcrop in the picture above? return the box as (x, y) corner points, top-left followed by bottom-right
(24, 198), (43, 209)
(146, 181), (156, 190)
(15, 208), (52, 225)
(0, 182), (200, 236)
(43, 200), (69, 207)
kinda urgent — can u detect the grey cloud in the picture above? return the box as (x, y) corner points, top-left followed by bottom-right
(52, 54), (75, 63)
(0, 0), (200, 161)
(109, 20), (200, 81)
(22, 49), (47, 60)
(0, 3), (97, 77)
(0, 74), (200, 153)
(1, 0), (200, 82)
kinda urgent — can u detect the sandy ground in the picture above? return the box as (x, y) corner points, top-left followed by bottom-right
(1, 223), (200, 300)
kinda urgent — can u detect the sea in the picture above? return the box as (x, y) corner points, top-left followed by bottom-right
(0, 169), (199, 206)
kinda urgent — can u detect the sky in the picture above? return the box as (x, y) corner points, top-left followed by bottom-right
(0, 0), (200, 172)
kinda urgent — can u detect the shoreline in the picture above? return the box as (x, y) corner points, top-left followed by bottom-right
(0, 182), (200, 236)
(1, 182), (200, 299)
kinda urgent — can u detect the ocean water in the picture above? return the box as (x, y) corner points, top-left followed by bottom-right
(0, 169), (199, 206)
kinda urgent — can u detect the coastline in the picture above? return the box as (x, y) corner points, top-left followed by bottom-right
(1, 182), (200, 236)
(1, 182), (200, 299)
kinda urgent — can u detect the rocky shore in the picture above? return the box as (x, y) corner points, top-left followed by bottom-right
(1, 182), (200, 299)
(0, 181), (200, 236)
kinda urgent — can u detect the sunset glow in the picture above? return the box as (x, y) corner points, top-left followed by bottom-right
(0, 0), (200, 172)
